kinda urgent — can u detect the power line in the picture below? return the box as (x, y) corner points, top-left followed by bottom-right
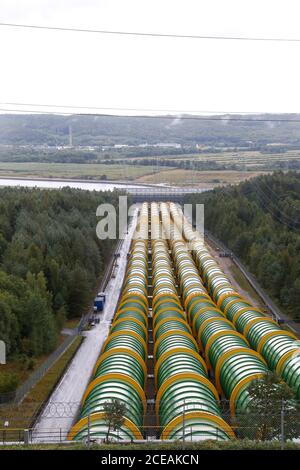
(1, 22), (300, 43)
(255, 176), (300, 214)
(2, 107), (300, 123)
(0, 101), (271, 115)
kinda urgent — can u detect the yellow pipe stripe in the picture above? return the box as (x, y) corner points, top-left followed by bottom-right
(118, 299), (148, 313)
(154, 347), (208, 381)
(101, 330), (147, 356)
(214, 347), (267, 394)
(186, 296), (217, 323)
(229, 373), (265, 415)
(92, 347), (147, 379)
(197, 316), (232, 345)
(153, 316), (192, 341)
(181, 282), (206, 299)
(184, 291), (211, 312)
(207, 272), (230, 290)
(111, 317), (148, 340)
(153, 329), (198, 357)
(204, 330), (250, 366)
(67, 412), (143, 441)
(153, 306), (185, 324)
(161, 411), (235, 440)
(243, 316), (279, 338)
(81, 373), (146, 409)
(152, 292), (181, 309)
(114, 306), (147, 321)
(123, 282), (148, 296)
(223, 295), (250, 316)
(152, 282), (176, 297)
(155, 372), (220, 415)
(257, 330), (297, 355)
(231, 306), (264, 326)
(216, 291), (242, 309)
(120, 292), (148, 305)
(276, 348), (300, 375)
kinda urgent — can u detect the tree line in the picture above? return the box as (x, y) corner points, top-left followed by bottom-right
(3, 113), (300, 147)
(0, 187), (120, 361)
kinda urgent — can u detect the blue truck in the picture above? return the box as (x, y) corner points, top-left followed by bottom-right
(93, 292), (106, 312)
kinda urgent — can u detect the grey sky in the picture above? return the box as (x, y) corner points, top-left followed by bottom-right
(1, 0), (300, 115)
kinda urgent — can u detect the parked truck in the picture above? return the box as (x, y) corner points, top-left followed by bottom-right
(93, 292), (106, 312)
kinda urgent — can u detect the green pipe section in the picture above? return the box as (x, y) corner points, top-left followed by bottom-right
(152, 203), (234, 440)
(169, 202), (300, 400)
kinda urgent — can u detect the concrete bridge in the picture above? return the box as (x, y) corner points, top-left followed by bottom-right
(128, 187), (208, 202)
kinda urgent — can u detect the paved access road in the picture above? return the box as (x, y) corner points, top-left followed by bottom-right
(33, 207), (139, 442)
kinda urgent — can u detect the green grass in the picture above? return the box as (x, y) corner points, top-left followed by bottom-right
(230, 264), (264, 306)
(137, 169), (268, 187)
(160, 149), (300, 165)
(1, 440), (300, 450)
(0, 334), (69, 387)
(64, 318), (81, 330)
(0, 336), (83, 435)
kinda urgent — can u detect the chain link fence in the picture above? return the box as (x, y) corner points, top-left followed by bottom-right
(0, 335), (79, 405)
(1, 399), (299, 444)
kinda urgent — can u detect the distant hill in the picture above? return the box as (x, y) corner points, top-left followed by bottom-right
(1, 113), (300, 147)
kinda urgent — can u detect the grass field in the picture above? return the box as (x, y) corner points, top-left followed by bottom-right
(144, 149), (300, 167)
(0, 334), (69, 386)
(0, 161), (270, 188)
(0, 162), (158, 180)
(0, 336), (83, 433)
(137, 169), (269, 187)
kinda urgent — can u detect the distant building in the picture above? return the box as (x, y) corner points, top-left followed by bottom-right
(153, 143), (181, 148)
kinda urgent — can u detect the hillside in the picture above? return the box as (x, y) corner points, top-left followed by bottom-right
(1, 113), (300, 147)
(0, 187), (120, 393)
(186, 171), (300, 318)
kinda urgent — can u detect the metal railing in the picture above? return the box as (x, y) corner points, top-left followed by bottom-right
(1, 400), (299, 444)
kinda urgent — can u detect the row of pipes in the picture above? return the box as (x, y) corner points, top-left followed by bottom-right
(69, 203), (149, 441)
(168, 202), (300, 400)
(68, 201), (299, 441)
(151, 202), (234, 439)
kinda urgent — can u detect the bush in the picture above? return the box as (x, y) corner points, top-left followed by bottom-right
(0, 372), (20, 393)
(27, 358), (36, 371)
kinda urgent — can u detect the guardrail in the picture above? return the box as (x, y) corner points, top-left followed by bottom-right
(77, 235), (125, 333)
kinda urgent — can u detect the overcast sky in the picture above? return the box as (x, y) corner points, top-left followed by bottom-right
(1, 0), (300, 115)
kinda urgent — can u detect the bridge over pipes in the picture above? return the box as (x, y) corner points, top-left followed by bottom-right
(129, 187), (208, 203)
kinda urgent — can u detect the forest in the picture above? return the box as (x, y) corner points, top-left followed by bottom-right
(0, 187), (120, 363)
(2, 113), (300, 147)
(186, 171), (300, 319)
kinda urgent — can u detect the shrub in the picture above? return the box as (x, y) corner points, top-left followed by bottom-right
(0, 372), (20, 393)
